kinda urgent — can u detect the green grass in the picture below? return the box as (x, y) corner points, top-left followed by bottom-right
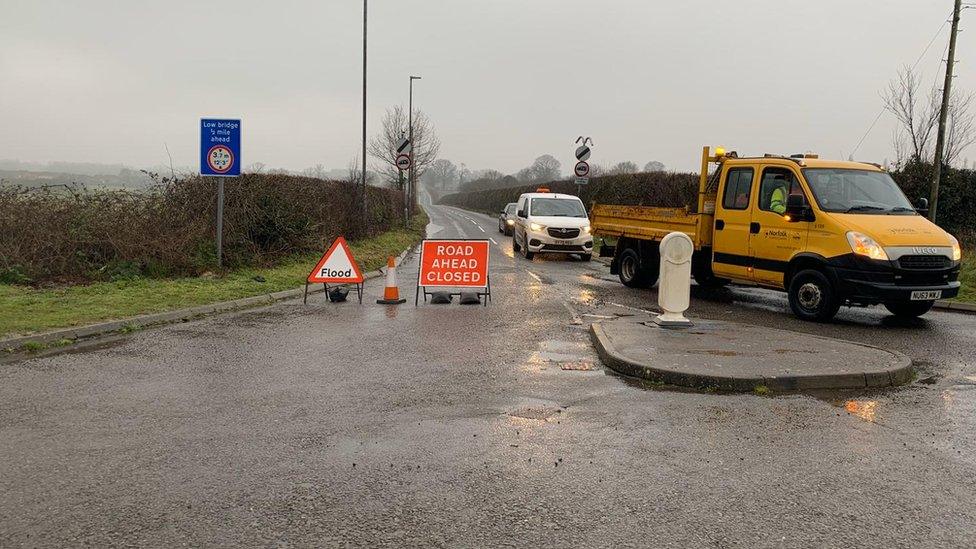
(953, 250), (975, 304)
(753, 385), (770, 396)
(0, 213), (427, 338)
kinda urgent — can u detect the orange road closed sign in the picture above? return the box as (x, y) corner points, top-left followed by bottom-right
(418, 239), (490, 287)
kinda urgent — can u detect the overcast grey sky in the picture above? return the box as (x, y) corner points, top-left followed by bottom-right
(1, 0), (972, 174)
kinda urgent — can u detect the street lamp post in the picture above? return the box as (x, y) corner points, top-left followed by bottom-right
(409, 75), (421, 216)
(361, 0), (368, 231)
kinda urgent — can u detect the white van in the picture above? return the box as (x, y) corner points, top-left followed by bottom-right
(512, 191), (593, 261)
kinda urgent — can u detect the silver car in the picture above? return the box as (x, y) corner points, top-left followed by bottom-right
(497, 202), (517, 236)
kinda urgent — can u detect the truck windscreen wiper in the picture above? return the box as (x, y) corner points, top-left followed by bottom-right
(843, 205), (888, 213)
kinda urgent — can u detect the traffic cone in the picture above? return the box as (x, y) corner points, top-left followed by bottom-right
(376, 256), (406, 304)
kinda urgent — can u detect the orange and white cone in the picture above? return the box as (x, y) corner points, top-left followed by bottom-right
(376, 256), (406, 304)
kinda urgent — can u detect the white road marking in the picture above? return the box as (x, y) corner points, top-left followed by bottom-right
(562, 301), (583, 325)
(489, 238), (498, 245)
(476, 225), (485, 232)
(526, 270), (543, 283)
(606, 301), (659, 315)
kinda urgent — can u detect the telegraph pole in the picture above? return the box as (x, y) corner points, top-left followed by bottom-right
(930, 0), (963, 222)
(361, 0), (369, 231)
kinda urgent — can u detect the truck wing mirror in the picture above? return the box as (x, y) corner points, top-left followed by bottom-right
(915, 197), (929, 215)
(784, 194), (813, 222)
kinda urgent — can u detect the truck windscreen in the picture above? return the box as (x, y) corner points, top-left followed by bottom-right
(530, 198), (587, 217)
(802, 169), (916, 214)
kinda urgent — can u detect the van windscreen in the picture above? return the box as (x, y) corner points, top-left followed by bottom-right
(530, 198), (586, 217)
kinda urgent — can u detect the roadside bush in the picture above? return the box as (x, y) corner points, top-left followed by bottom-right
(0, 174), (403, 285)
(889, 163), (976, 244)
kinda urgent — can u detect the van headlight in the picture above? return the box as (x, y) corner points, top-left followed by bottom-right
(581, 224), (591, 234)
(846, 231), (888, 261)
(949, 235), (962, 261)
(530, 222), (545, 232)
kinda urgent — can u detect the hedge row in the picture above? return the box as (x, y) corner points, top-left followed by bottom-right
(438, 171), (699, 215)
(0, 174), (404, 285)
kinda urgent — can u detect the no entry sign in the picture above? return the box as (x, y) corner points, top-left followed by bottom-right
(418, 240), (489, 286)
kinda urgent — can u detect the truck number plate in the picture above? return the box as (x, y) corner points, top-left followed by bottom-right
(910, 290), (942, 301)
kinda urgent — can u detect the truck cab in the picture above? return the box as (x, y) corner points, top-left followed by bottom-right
(591, 147), (962, 322)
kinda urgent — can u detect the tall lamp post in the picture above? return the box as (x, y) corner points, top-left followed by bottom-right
(361, 0), (368, 231)
(409, 75), (421, 215)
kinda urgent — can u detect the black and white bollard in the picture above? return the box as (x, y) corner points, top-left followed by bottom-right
(653, 231), (694, 327)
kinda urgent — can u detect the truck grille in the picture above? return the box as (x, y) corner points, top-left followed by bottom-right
(898, 255), (950, 270)
(547, 227), (580, 239)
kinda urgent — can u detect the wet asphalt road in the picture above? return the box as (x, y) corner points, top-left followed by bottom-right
(2, 193), (976, 548)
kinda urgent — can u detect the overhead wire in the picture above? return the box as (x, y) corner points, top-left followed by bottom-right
(849, 8), (955, 158)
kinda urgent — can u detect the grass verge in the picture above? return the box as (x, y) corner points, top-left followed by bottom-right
(0, 212), (427, 338)
(953, 250), (975, 304)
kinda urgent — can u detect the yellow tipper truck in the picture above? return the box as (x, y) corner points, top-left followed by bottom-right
(591, 147), (963, 322)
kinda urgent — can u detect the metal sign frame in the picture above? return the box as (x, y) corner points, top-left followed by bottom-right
(415, 238), (492, 306)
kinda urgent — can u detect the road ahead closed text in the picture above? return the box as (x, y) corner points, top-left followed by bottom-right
(419, 240), (490, 287)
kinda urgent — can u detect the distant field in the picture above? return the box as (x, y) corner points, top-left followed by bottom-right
(0, 169), (153, 190)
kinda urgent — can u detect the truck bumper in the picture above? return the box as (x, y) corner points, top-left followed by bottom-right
(827, 255), (961, 304)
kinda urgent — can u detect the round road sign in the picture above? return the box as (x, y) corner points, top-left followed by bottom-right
(396, 154), (411, 171)
(574, 161), (590, 177)
(396, 137), (412, 155)
(575, 145), (591, 162)
(207, 144), (235, 174)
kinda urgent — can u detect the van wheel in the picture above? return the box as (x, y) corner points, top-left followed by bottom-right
(512, 234), (521, 253)
(884, 300), (934, 318)
(581, 254), (592, 262)
(618, 248), (657, 288)
(521, 235), (534, 260)
(788, 269), (840, 322)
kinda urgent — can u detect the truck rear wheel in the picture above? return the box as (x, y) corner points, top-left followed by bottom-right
(788, 269), (840, 322)
(884, 300), (934, 318)
(618, 248), (658, 288)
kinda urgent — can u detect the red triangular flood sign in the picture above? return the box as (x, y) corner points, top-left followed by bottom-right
(307, 236), (364, 283)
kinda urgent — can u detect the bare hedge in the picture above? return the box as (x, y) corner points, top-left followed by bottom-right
(438, 172), (700, 215)
(0, 174), (404, 284)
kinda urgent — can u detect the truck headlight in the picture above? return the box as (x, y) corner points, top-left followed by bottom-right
(846, 231), (888, 261)
(949, 235), (962, 261)
(530, 222), (545, 232)
(581, 224), (591, 234)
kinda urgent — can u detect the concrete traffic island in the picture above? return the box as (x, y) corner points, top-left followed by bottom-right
(590, 318), (913, 392)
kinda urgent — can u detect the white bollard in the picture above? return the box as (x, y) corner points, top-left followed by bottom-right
(654, 231), (694, 327)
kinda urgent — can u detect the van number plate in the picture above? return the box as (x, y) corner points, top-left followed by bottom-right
(911, 290), (942, 301)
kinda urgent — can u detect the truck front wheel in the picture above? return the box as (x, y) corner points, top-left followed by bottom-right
(788, 269), (840, 322)
(884, 300), (934, 318)
(618, 248), (658, 288)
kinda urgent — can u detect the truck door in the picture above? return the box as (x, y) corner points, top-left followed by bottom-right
(712, 166), (756, 281)
(750, 167), (810, 288)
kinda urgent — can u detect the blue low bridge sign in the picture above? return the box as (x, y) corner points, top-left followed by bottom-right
(200, 118), (241, 177)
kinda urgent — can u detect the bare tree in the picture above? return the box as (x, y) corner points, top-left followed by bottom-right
(368, 105), (440, 188)
(301, 164), (327, 179)
(346, 155), (362, 186)
(424, 159), (459, 189)
(884, 66), (974, 167)
(530, 154), (561, 182)
(643, 160), (665, 172)
(246, 162), (266, 174)
(609, 161), (639, 175)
